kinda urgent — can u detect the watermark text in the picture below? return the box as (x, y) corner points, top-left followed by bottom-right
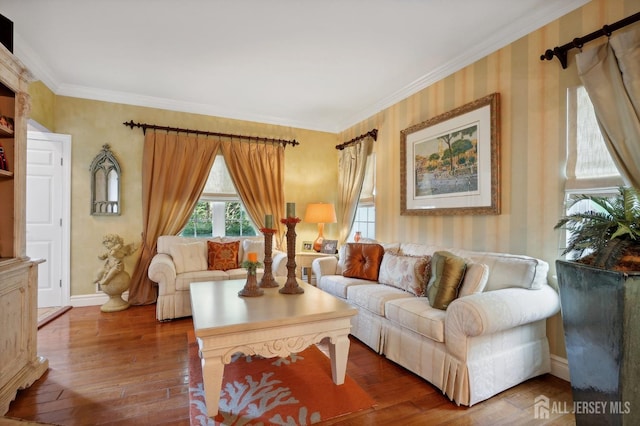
(534, 395), (631, 419)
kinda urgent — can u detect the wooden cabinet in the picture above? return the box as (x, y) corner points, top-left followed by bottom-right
(0, 43), (48, 415)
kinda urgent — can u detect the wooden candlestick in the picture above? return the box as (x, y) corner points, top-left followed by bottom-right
(238, 265), (264, 297)
(259, 228), (278, 288)
(279, 218), (304, 294)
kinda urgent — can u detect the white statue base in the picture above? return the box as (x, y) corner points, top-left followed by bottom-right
(100, 271), (131, 312)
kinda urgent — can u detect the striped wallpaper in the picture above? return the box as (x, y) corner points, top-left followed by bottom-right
(339, 0), (640, 359)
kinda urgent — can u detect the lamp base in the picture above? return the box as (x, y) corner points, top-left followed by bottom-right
(313, 236), (324, 252)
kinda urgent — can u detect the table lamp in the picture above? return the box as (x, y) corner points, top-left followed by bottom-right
(304, 203), (337, 252)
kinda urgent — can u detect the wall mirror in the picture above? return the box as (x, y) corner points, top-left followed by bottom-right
(90, 144), (121, 215)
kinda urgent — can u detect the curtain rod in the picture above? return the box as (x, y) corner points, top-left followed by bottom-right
(540, 11), (640, 69)
(122, 120), (299, 147)
(335, 129), (378, 150)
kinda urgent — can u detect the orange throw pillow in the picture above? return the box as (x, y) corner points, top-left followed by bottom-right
(342, 243), (385, 281)
(207, 240), (240, 271)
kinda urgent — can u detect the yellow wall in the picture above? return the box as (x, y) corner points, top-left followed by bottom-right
(27, 94), (339, 298)
(28, 80), (55, 130)
(339, 0), (640, 359)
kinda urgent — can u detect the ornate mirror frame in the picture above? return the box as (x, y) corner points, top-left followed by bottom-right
(90, 144), (121, 216)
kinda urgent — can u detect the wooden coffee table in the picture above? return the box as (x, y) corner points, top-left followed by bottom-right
(189, 277), (357, 417)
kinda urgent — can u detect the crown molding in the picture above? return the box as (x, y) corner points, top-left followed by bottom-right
(336, 0), (590, 132)
(57, 83), (335, 132)
(14, 34), (59, 93)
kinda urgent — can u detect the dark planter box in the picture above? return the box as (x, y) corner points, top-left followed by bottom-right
(556, 259), (640, 425)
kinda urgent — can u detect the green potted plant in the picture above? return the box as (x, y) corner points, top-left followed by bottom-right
(554, 186), (640, 424)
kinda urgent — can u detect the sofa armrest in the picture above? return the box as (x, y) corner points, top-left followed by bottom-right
(312, 256), (339, 282)
(148, 253), (177, 296)
(445, 286), (560, 357)
(272, 250), (288, 276)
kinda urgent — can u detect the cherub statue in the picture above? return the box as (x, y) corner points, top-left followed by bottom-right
(95, 233), (138, 312)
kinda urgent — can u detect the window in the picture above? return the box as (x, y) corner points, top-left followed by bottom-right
(348, 153), (376, 241)
(565, 86), (622, 190)
(561, 86), (622, 255)
(180, 156), (257, 237)
(180, 200), (256, 237)
(350, 205), (375, 240)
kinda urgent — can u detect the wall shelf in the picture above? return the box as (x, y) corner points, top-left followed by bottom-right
(0, 122), (13, 137)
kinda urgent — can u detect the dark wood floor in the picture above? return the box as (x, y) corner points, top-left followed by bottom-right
(5, 305), (575, 425)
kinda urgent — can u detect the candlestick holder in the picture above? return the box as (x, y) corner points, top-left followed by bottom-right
(238, 262), (264, 297)
(259, 228), (278, 288)
(279, 217), (304, 294)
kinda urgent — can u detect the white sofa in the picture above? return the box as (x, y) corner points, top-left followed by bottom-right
(312, 242), (561, 406)
(148, 235), (288, 321)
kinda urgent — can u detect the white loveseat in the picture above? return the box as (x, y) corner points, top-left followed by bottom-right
(148, 235), (287, 321)
(312, 242), (560, 406)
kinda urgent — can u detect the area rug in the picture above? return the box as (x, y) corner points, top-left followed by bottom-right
(37, 306), (72, 329)
(188, 332), (375, 425)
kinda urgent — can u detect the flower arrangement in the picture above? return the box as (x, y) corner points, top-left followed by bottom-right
(242, 252), (263, 275)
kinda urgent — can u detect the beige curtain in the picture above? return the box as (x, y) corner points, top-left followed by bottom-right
(220, 141), (286, 250)
(576, 26), (640, 189)
(129, 131), (220, 305)
(337, 137), (374, 245)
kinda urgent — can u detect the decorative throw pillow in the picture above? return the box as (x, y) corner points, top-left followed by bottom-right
(427, 251), (467, 310)
(242, 239), (265, 263)
(169, 242), (207, 274)
(378, 252), (431, 296)
(342, 243), (385, 281)
(414, 256), (432, 296)
(458, 262), (489, 297)
(207, 240), (240, 271)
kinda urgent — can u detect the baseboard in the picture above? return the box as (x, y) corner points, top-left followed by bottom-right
(70, 291), (129, 307)
(550, 354), (570, 382)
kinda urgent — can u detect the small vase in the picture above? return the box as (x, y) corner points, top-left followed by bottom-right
(354, 231), (362, 243)
(238, 270), (264, 297)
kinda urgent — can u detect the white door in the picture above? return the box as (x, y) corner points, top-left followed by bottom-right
(26, 131), (71, 308)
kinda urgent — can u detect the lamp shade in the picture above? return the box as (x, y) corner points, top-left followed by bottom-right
(304, 203), (337, 224)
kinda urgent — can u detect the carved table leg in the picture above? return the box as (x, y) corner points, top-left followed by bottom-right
(328, 333), (351, 385)
(201, 354), (225, 416)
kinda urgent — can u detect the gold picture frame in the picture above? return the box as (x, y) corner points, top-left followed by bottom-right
(400, 93), (500, 215)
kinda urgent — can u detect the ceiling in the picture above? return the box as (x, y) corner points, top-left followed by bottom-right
(1, 0), (588, 133)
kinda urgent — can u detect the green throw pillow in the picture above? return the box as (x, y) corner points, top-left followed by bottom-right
(427, 251), (467, 310)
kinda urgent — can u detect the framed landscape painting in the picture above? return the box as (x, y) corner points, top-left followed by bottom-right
(400, 93), (500, 215)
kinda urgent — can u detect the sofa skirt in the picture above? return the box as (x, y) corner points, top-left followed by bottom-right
(350, 306), (552, 406)
(157, 291), (192, 321)
(382, 320), (452, 399)
(350, 307), (386, 353)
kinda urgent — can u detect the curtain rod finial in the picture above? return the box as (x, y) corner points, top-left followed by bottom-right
(541, 49), (554, 61)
